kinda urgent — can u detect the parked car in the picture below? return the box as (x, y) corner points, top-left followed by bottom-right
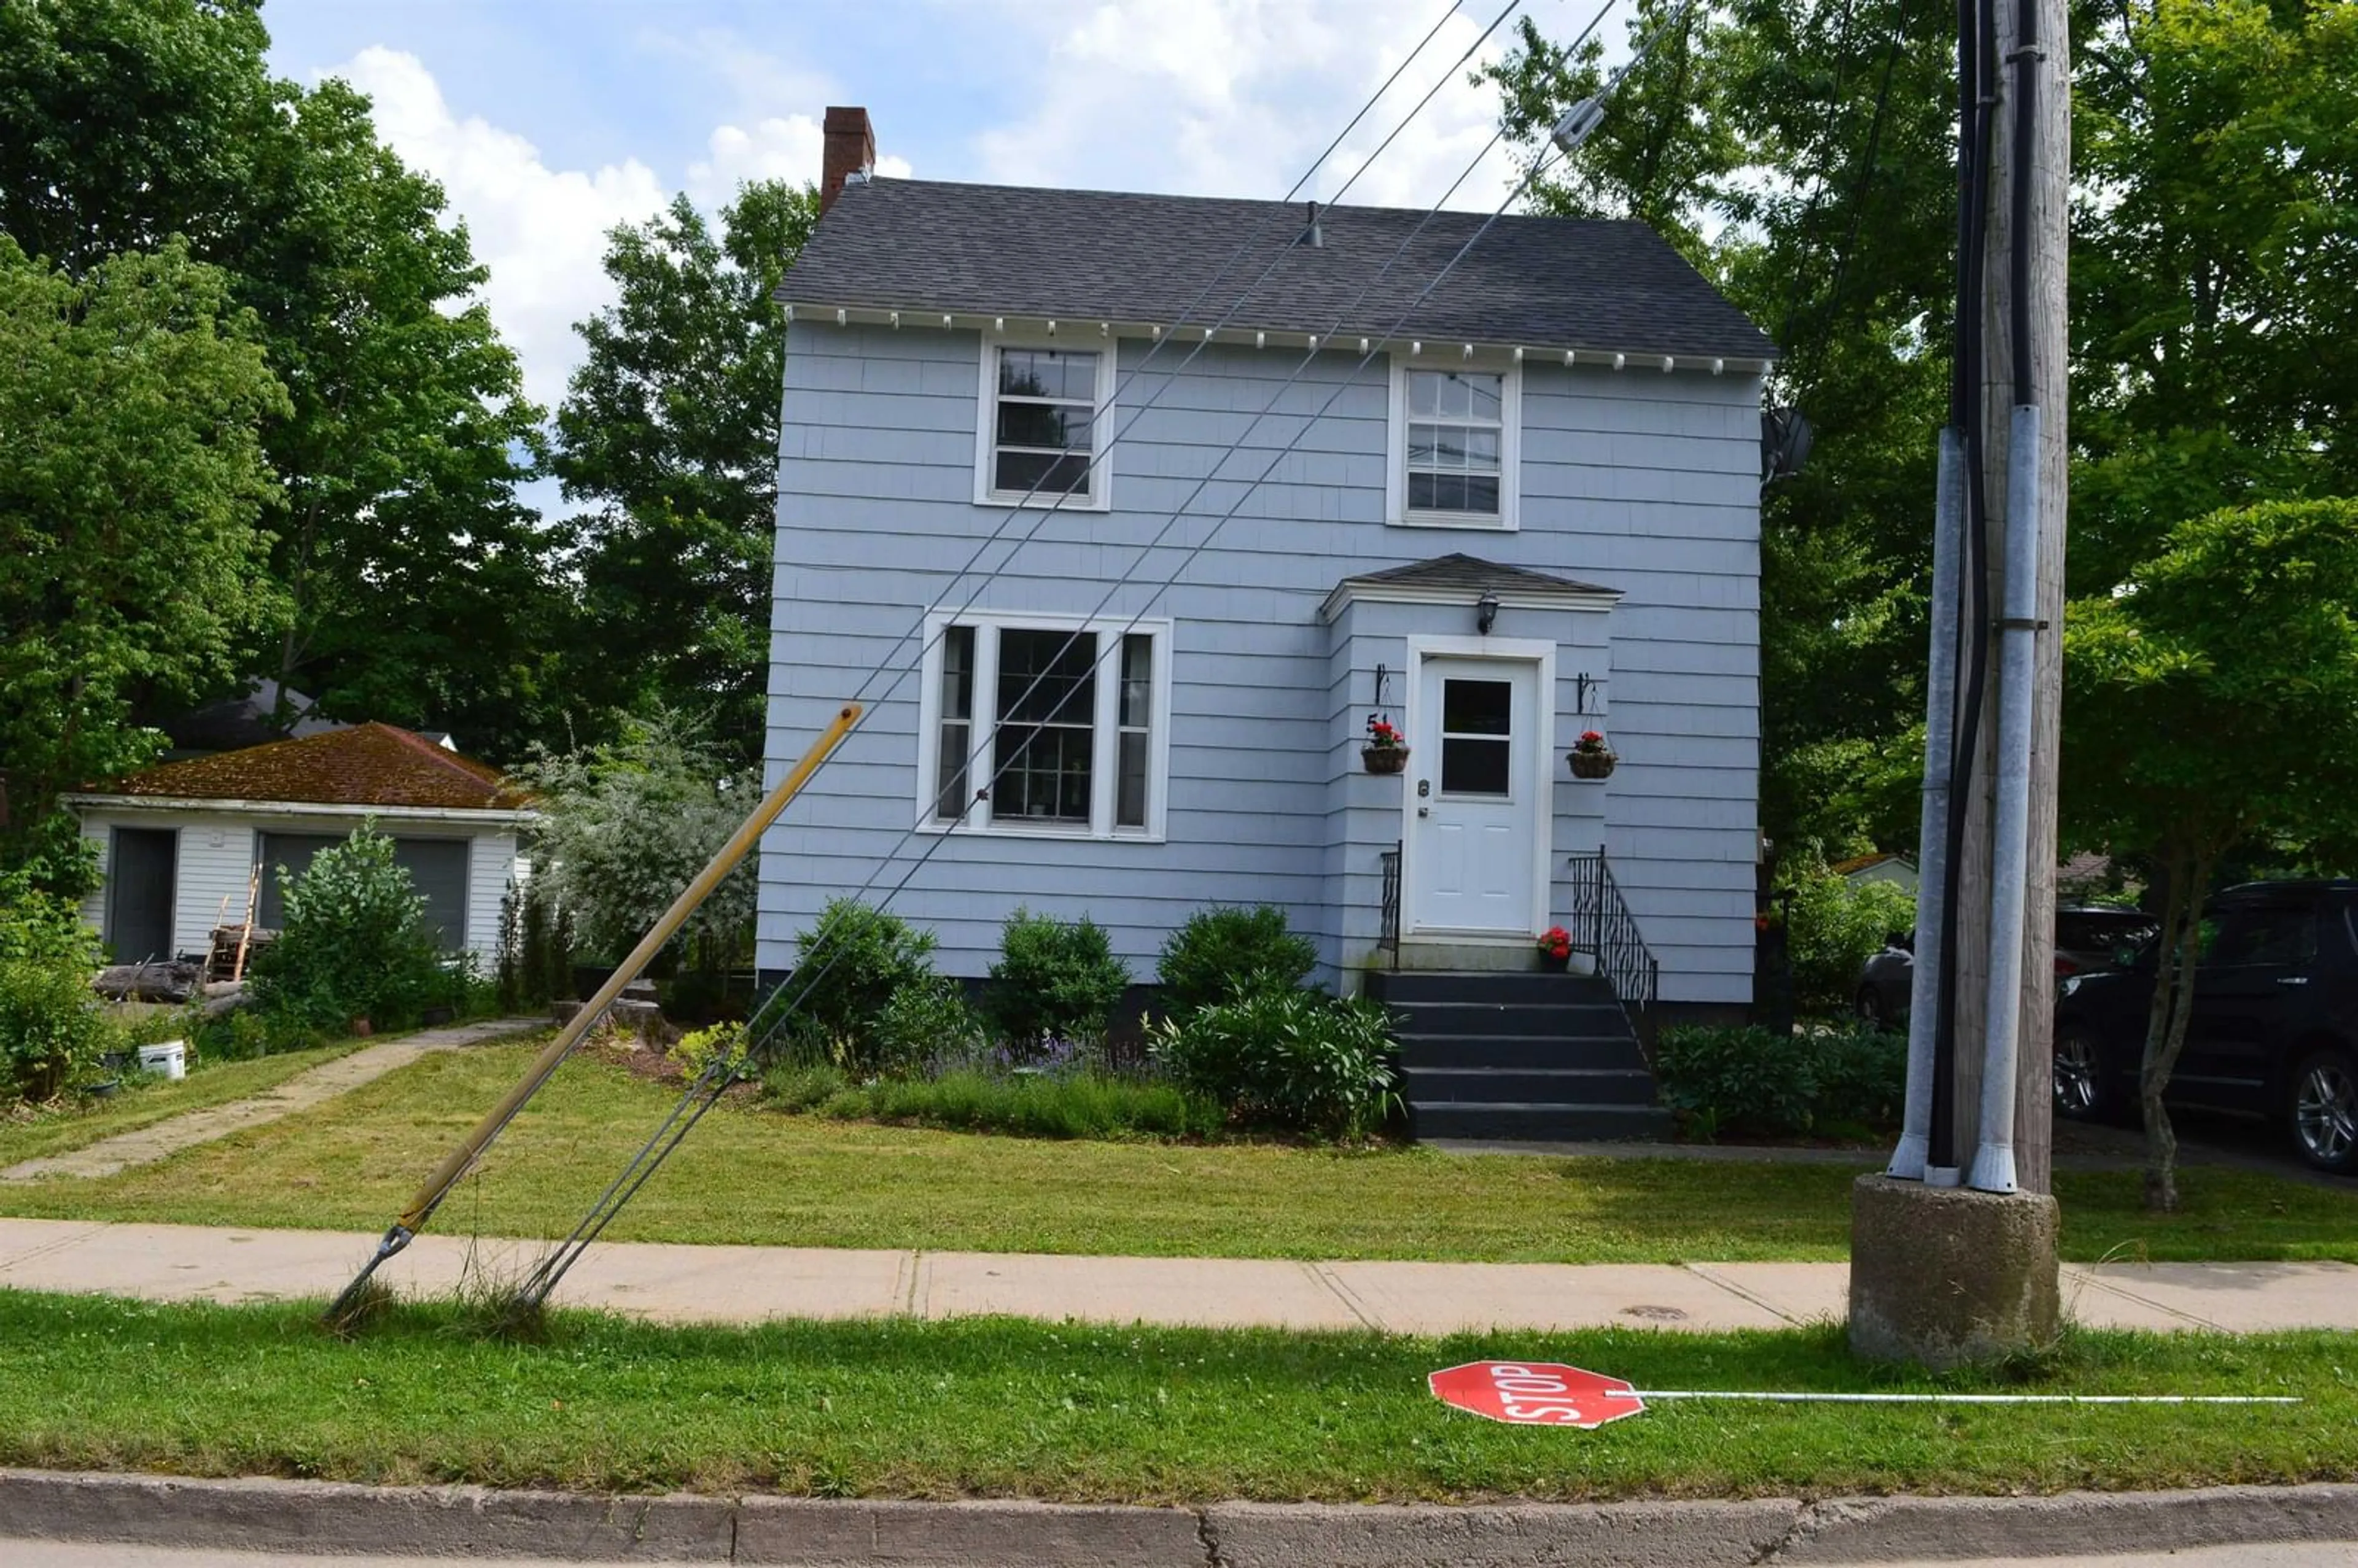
(1853, 907), (2160, 1030)
(2051, 881), (2358, 1176)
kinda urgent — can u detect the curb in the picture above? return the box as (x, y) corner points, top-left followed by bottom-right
(4, 1470), (2357, 1564)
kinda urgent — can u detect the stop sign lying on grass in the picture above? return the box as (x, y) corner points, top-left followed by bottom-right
(1428, 1361), (1646, 1428)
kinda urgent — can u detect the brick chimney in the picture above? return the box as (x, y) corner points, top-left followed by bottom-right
(820, 106), (875, 216)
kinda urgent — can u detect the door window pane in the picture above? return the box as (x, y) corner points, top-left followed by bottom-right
(1439, 677), (1512, 795)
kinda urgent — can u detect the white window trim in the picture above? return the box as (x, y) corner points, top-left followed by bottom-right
(914, 609), (1173, 842)
(973, 332), (1118, 513)
(1385, 355), (1522, 531)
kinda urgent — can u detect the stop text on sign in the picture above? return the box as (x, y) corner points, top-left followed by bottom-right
(1426, 1360), (1646, 1429)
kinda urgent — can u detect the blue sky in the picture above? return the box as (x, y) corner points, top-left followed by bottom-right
(257, 0), (1616, 417)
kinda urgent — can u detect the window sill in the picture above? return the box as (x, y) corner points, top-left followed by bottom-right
(973, 490), (1111, 513)
(917, 820), (1165, 845)
(1388, 510), (1515, 532)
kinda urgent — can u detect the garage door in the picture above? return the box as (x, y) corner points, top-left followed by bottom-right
(257, 833), (470, 950)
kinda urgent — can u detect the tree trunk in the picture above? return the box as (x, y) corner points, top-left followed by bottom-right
(2139, 845), (2211, 1211)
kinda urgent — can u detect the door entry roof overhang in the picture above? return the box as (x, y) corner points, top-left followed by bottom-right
(1320, 554), (1622, 624)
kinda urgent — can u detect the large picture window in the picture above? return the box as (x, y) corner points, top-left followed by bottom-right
(920, 613), (1171, 839)
(975, 339), (1116, 510)
(1387, 358), (1521, 529)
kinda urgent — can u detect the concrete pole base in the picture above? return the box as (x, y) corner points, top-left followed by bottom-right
(1848, 1173), (2060, 1368)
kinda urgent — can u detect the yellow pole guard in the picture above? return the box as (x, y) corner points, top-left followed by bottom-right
(392, 702), (865, 1235)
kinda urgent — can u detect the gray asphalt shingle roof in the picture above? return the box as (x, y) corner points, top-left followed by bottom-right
(1339, 553), (1619, 598)
(781, 179), (1776, 363)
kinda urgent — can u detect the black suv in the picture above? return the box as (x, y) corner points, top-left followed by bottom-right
(2051, 881), (2358, 1175)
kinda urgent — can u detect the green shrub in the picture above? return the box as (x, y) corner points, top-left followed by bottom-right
(247, 825), (453, 1033)
(0, 867), (111, 1100)
(785, 899), (938, 1068)
(1652, 1022), (1906, 1141)
(1150, 988), (1399, 1141)
(814, 1068), (1223, 1141)
(1156, 905), (1318, 1022)
(871, 976), (990, 1076)
(1778, 853), (1918, 1012)
(671, 1022), (750, 1083)
(984, 907), (1129, 1050)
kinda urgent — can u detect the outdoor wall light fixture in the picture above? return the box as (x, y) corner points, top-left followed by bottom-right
(1476, 590), (1500, 635)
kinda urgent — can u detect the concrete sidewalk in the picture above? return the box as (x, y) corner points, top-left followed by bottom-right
(2, 1216), (2352, 1334)
(0, 1018), (545, 1184)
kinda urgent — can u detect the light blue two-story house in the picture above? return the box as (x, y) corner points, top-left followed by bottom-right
(757, 110), (1774, 1066)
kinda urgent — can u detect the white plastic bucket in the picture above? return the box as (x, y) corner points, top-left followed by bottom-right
(137, 1041), (187, 1081)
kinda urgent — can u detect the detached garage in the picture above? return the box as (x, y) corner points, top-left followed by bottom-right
(65, 723), (535, 966)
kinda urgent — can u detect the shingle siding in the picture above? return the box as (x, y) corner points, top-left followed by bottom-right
(761, 321), (1758, 1005)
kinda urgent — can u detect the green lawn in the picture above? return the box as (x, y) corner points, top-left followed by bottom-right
(2, 1044), (2351, 1264)
(0, 1289), (2343, 1502)
(0, 1041), (364, 1170)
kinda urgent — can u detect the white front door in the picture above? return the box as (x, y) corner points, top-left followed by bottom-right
(1406, 653), (1543, 937)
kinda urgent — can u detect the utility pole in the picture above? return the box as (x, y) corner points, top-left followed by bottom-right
(1848, 0), (2069, 1367)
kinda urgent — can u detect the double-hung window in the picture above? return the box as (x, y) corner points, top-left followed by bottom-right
(975, 338), (1117, 509)
(922, 613), (1170, 839)
(1387, 359), (1520, 529)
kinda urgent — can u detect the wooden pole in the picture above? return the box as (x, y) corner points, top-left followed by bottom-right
(1969, 0), (2069, 1194)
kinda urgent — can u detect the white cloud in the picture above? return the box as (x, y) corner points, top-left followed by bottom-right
(687, 114), (912, 209)
(333, 46), (671, 411)
(968, 0), (1525, 213)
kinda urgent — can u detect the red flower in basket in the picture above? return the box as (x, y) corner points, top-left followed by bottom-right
(1536, 925), (1573, 961)
(1573, 730), (1609, 754)
(1365, 715), (1404, 750)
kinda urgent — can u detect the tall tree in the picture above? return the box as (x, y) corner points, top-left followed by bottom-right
(0, 237), (286, 859)
(2071, 0), (2358, 595)
(553, 181), (819, 767)
(1484, 0), (1961, 857)
(0, 0), (574, 762)
(2063, 498), (2358, 1210)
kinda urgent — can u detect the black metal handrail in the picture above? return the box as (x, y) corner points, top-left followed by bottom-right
(1378, 844), (1402, 971)
(1565, 848), (1659, 1031)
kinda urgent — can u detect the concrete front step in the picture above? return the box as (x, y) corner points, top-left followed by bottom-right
(1409, 1100), (1678, 1142)
(1394, 1033), (1652, 1071)
(1404, 1066), (1660, 1106)
(1377, 999), (1632, 1038)
(1370, 970), (1616, 1006)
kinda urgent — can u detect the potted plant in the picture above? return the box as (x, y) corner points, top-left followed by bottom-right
(1536, 926), (1573, 972)
(1363, 714), (1410, 775)
(1567, 729), (1617, 780)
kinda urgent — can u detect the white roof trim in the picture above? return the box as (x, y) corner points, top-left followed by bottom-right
(1319, 579), (1621, 625)
(780, 304), (1777, 378)
(61, 794), (536, 829)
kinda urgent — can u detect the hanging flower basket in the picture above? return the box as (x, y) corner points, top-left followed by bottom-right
(1363, 744), (1411, 775)
(1567, 729), (1617, 780)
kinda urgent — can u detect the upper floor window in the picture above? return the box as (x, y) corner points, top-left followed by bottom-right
(1387, 360), (1521, 530)
(920, 611), (1170, 839)
(975, 338), (1116, 511)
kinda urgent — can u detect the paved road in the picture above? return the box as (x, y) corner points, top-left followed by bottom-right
(9, 1540), (2357, 1566)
